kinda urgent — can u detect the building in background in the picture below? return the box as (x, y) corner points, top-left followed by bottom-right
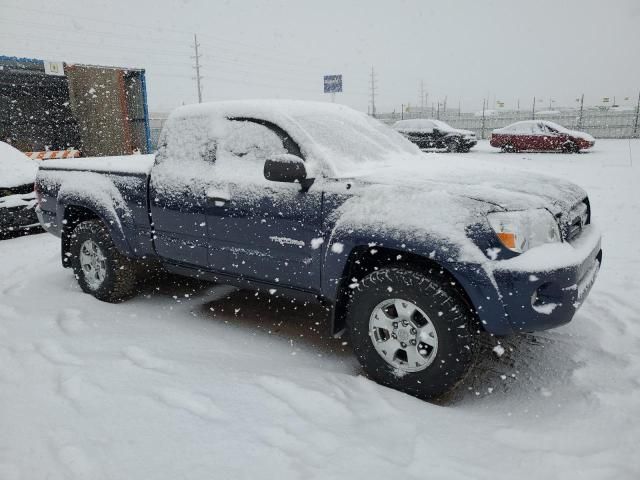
(0, 56), (151, 157)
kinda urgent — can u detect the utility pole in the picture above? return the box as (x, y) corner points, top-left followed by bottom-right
(192, 34), (203, 103)
(401, 103), (404, 120)
(420, 80), (425, 114)
(578, 93), (585, 130)
(481, 98), (486, 140)
(369, 66), (377, 117)
(443, 96), (447, 114)
(634, 91), (640, 137)
(532, 96), (536, 120)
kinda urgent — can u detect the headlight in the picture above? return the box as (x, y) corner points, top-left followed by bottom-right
(487, 209), (561, 253)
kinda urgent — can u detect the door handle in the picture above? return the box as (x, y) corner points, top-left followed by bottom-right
(209, 197), (228, 207)
(206, 188), (230, 207)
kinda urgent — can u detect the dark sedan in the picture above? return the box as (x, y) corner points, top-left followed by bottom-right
(392, 119), (477, 152)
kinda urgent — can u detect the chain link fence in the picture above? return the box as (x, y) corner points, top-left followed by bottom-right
(376, 108), (640, 139)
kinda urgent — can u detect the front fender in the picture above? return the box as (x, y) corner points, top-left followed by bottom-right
(322, 226), (513, 336)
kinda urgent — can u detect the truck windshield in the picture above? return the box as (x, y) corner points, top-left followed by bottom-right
(290, 111), (424, 177)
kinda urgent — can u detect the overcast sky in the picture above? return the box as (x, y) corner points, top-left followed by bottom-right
(1, 0), (639, 114)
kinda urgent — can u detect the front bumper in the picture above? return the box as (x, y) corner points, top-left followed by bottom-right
(490, 226), (602, 333)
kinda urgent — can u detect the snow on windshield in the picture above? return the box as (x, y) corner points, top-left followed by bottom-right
(0, 141), (38, 188)
(290, 111), (423, 177)
(543, 121), (571, 133)
(393, 119), (453, 133)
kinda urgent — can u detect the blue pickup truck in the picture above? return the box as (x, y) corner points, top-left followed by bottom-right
(35, 100), (602, 399)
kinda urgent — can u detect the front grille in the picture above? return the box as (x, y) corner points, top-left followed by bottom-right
(564, 198), (590, 242)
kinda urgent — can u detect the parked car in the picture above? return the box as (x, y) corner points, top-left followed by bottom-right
(392, 119), (477, 152)
(35, 100), (601, 400)
(490, 120), (595, 153)
(0, 141), (39, 238)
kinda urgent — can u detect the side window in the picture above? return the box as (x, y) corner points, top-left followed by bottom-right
(423, 121), (435, 132)
(216, 121), (287, 181)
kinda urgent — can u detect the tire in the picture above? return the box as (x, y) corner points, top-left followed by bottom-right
(561, 141), (579, 153)
(69, 220), (138, 302)
(346, 268), (479, 400)
(501, 143), (516, 153)
(446, 137), (462, 152)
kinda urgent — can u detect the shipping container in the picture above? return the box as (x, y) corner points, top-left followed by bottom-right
(0, 56), (151, 156)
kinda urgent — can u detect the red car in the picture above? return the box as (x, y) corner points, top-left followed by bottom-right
(490, 120), (595, 153)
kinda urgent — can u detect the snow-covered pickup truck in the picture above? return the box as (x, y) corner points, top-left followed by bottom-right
(35, 100), (602, 399)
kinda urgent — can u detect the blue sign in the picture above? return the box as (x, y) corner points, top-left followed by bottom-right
(324, 75), (342, 93)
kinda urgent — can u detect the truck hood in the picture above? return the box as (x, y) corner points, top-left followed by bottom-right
(348, 156), (586, 214)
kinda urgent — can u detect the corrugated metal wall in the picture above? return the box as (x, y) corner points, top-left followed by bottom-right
(0, 56), (150, 156)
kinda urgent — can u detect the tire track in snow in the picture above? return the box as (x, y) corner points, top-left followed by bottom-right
(154, 388), (225, 421)
(56, 309), (88, 335)
(122, 346), (173, 373)
(34, 340), (84, 366)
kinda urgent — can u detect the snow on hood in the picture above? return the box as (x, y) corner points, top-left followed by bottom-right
(0, 141), (38, 189)
(567, 130), (595, 143)
(347, 155), (586, 213)
(328, 155), (587, 264)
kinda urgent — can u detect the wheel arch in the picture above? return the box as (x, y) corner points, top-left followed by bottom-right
(59, 202), (131, 268)
(329, 245), (481, 336)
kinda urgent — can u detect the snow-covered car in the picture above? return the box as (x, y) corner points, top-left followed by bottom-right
(35, 100), (601, 400)
(392, 119), (477, 152)
(490, 120), (595, 153)
(0, 141), (39, 237)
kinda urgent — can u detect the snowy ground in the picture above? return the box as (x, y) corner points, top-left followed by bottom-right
(1, 140), (639, 480)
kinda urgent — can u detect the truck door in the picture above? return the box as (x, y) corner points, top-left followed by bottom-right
(205, 119), (323, 292)
(148, 117), (212, 267)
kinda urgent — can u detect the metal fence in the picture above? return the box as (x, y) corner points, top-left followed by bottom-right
(376, 108), (640, 139)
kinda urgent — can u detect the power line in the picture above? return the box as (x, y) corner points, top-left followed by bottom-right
(1, 5), (332, 65)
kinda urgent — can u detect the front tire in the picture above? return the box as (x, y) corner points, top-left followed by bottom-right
(561, 141), (579, 153)
(69, 220), (138, 302)
(446, 137), (462, 152)
(346, 268), (478, 400)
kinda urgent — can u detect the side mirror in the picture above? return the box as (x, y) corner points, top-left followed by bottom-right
(264, 154), (310, 184)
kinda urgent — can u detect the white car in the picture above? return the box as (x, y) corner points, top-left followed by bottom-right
(0, 141), (39, 237)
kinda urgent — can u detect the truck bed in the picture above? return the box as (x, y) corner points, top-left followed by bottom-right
(36, 154), (156, 260)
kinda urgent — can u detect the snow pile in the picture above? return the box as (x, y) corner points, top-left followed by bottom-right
(0, 141), (38, 188)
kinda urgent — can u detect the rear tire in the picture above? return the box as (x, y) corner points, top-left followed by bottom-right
(69, 220), (138, 302)
(346, 268), (479, 400)
(501, 143), (516, 153)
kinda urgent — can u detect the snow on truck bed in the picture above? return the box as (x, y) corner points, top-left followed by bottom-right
(39, 154), (155, 174)
(1, 140), (639, 480)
